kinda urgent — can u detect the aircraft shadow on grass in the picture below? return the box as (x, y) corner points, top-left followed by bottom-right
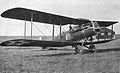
(34, 47), (120, 57)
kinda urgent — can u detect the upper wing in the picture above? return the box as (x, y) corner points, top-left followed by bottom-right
(94, 20), (118, 27)
(1, 7), (118, 26)
(1, 7), (89, 26)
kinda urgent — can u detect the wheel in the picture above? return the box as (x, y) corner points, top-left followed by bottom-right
(89, 44), (96, 53)
(75, 46), (79, 55)
(74, 45), (83, 55)
(42, 46), (46, 49)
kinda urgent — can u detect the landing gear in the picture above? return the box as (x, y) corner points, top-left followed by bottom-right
(74, 37), (97, 55)
(74, 45), (79, 55)
(74, 38), (88, 55)
(88, 44), (97, 53)
(74, 45), (83, 55)
(88, 37), (97, 53)
(74, 44), (96, 55)
(42, 46), (46, 49)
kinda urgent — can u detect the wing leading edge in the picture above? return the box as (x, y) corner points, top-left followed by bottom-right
(1, 7), (89, 26)
(1, 7), (118, 27)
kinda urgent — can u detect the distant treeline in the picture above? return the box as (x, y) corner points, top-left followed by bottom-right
(0, 36), (52, 42)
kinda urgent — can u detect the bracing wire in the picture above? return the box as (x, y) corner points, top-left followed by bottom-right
(43, 25), (54, 40)
(32, 24), (46, 36)
(33, 24), (52, 40)
(44, 25), (52, 34)
(54, 26), (67, 40)
(62, 28), (67, 35)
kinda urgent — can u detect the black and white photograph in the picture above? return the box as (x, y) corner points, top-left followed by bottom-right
(0, 0), (120, 73)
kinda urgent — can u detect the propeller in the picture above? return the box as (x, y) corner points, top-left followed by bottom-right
(91, 21), (101, 34)
(91, 21), (101, 41)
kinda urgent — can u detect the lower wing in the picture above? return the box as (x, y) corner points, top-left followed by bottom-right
(0, 39), (114, 47)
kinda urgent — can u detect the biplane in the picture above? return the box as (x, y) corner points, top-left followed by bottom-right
(0, 7), (118, 54)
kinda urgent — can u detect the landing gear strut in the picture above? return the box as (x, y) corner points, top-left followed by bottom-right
(74, 44), (96, 55)
(88, 37), (97, 53)
(74, 45), (79, 55)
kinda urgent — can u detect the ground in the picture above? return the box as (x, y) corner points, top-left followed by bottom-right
(0, 39), (120, 73)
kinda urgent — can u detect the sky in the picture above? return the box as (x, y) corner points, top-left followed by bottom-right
(0, 0), (120, 36)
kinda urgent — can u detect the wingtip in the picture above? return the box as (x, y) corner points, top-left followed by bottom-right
(1, 7), (24, 17)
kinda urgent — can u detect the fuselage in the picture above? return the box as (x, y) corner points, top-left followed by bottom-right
(54, 24), (115, 42)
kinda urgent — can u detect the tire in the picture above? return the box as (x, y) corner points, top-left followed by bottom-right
(89, 44), (96, 53)
(75, 45), (83, 55)
(75, 47), (79, 54)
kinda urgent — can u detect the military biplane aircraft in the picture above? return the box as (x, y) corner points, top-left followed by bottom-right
(0, 7), (118, 54)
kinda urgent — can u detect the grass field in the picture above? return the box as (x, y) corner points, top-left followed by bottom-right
(0, 39), (120, 73)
